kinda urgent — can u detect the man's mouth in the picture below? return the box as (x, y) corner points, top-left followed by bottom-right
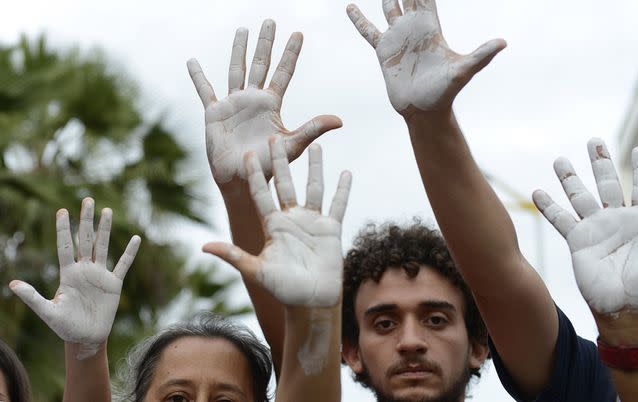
(394, 365), (435, 379)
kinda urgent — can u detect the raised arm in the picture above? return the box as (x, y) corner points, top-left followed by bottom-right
(203, 138), (351, 402)
(10, 197), (140, 402)
(347, 1), (558, 397)
(187, 20), (341, 375)
(534, 138), (638, 401)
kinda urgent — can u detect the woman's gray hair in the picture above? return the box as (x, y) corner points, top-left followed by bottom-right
(113, 312), (272, 402)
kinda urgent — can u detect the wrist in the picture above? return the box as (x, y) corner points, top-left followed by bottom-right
(597, 338), (638, 371)
(403, 105), (455, 130)
(594, 309), (638, 346)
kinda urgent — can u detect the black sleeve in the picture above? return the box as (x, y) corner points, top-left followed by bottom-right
(488, 305), (617, 402)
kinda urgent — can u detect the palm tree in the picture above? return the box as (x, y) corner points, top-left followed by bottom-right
(0, 34), (243, 401)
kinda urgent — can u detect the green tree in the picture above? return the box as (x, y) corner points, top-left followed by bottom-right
(0, 35), (243, 401)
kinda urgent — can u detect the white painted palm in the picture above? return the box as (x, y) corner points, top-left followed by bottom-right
(187, 20), (342, 184)
(10, 198), (140, 358)
(533, 138), (638, 314)
(347, 0), (506, 112)
(204, 138), (352, 307)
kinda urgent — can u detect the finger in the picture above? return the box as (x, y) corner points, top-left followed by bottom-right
(93, 208), (112, 266)
(329, 171), (353, 223)
(587, 138), (624, 208)
(286, 115), (342, 161)
(382, 0), (402, 25)
(632, 148), (638, 206)
(532, 190), (577, 238)
(112, 235), (141, 280)
(305, 144), (324, 211)
(270, 136), (297, 209)
(187, 58), (217, 107)
(56, 209), (75, 268)
(202, 242), (260, 280)
(554, 157), (600, 218)
(346, 4), (382, 48)
(248, 19), (276, 89)
(228, 27), (249, 94)
(458, 39), (507, 79)
(77, 197), (95, 261)
(245, 152), (276, 218)
(268, 32), (303, 97)
(402, 0), (417, 12)
(10, 280), (54, 321)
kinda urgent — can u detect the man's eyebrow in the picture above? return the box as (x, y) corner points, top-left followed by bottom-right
(364, 300), (457, 317)
(419, 300), (457, 312)
(364, 303), (398, 317)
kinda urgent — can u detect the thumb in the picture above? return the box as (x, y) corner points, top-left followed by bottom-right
(286, 115), (342, 161)
(10, 280), (54, 321)
(461, 38), (507, 79)
(202, 242), (261, 280)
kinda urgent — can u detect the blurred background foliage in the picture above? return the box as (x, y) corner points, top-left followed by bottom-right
(0, 34), (247, 401)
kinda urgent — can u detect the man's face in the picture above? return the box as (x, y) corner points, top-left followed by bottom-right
(342, 266), (487, 402)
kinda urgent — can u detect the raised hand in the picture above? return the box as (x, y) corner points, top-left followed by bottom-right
(533, 138), (638, 314)
(203, 137), (352, 307)
(346, 0), (506, 113)
(187, 20), (342, 185)
(10, 198), (140, 358)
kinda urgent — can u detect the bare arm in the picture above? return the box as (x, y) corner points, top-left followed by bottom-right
(534, 139), (638, 400)
(204, 139), (351, 402)
(10, 198), (140, 402)
(187, 20), (341, 375)
(347, 1), (557, 397)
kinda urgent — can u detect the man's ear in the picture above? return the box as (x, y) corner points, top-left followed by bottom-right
(469, 339), (489, 370)
(342, 337), (364, 373)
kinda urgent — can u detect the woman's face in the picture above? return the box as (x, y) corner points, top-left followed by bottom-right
(0, 370), (10, 402)
(143, 336), (256, 402)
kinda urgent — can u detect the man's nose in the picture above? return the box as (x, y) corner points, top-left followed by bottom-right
(396, 318), (428, 354)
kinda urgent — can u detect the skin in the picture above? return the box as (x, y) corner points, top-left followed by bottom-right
(341, 266), (487, 402)
(204, 139), (349, 401)
(143, 336), (255, 402)
(10, 197), (141, 402)
(533, 138), (638, 400)
(188, 20), (342, 372)
(347, 1), (560, 400)
(0, 372), (8, 402)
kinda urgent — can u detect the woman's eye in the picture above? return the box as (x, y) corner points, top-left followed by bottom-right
(167, 395), (189, 402)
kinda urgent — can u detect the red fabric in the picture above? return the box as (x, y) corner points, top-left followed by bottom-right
(597, 338), (638, 370)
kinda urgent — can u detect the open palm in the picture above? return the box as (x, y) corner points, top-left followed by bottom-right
(204, 138), (352, 307)
(10, 198), (140, 351)
(347, 0), (505, 112)
(534, 139), (638, 314)
(187, 19), (341, 184)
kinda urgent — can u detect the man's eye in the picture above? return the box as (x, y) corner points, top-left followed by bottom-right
(426, 315), (448, 327)
(374, 319), (396, 331)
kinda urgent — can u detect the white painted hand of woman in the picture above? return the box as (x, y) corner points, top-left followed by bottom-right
(203, 137), (352, 307)
(533, 138), (638, 315)
(346, 0), (506, 113)
(9, 198), (140, 359)
(187, 20), (342, 185)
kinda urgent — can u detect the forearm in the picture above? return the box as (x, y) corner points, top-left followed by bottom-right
(276, 305), (341, 402)
(595, 310), (638, 401)
(405, 108), (557, 396)
(63, 342), (110, 402)
(222, 181), (285, 376)
(406, 108), (522, 268)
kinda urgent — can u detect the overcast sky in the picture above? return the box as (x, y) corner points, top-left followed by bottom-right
(3, 1), (638, 400)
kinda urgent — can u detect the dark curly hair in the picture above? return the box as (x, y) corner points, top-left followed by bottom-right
(342, 219), (488, 380)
